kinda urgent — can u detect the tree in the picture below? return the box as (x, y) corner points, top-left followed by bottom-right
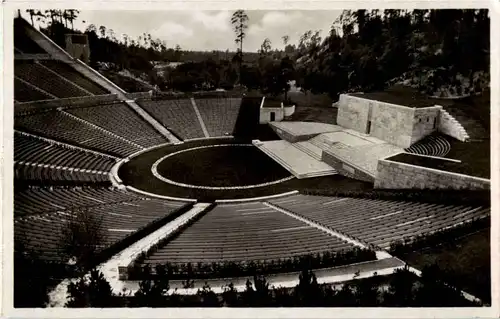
(414, 264), (476, 306)
(26, 9), (36, 26)
(294, 267), (323, 306)
(65, 9), (79, 31)
(59, 209), (106, 271)
(196, 283), (220, 307)
(132, 274), (170, 307)
(221, 283), (239, 306)
(231, 10), (249, 84)
(66, 269), (116, 307)
(259, 38), (272, 56)
(279, 56), (295, 101)
(332, 283), (356, 306)
(282, 35), (289, 46)
(13, 237), (55, 307)
(99, 25), (106, 38)
(382, 265), (416, 306)
(353, 274), (381, 306)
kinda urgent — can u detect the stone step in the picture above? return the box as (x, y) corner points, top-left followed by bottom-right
(292, 142), (322, 161)
(443, 107), (488, 140)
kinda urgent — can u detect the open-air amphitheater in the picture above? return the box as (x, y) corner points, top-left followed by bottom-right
(12, 16), (491, 305)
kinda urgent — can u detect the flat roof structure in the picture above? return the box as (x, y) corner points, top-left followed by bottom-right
(350, 86), (438, 108)
(270, 121), (342, 137)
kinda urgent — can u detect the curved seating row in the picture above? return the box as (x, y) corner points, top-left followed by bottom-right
(138, 99), (205, 140)
(196, 98), (242, 137)
(14, 162), (110, 184)
(15, 196), (189, 262)
(142, 201), (354, 265)
(14, 187), (145, 217)
(15, 132), (116, 172)
(14, 20), (45, 54)
(65, 103), (168, 148)
(15, 111), (141, 157)
(14, 78), (54, 102)
(39, 60), (109, 95)
(268, 195), (490, 250)
(405, 134), (451, 157)
(15, 60), (90, 99)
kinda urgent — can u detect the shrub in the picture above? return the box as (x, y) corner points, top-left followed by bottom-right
(128, 247), (376, 281)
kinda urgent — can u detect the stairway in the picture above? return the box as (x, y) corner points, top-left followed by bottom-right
(442, 107), (489, 141)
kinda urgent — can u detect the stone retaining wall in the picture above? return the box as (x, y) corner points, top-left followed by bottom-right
(337, 94), (442, 148)
(375, 158), (490, 190)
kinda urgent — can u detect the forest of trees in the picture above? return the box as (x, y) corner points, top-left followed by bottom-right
(294, 9), (490, 100)
(22, 9), (489, 99)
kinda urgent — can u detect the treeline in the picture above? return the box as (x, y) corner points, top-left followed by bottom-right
(295, 9), (490, 99)
(23, 9), (490, 99)
(62, 263), (480, 307)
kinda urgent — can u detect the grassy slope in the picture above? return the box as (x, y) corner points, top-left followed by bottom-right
(284, 91), (338, 124)
(400, 228), (491, 303)
(444, 137), (491, 179)
(388, 151), (489, 179)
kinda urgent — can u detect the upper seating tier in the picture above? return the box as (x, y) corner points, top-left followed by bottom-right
(138, 99), (205, 140)
(66, 103), (169, 148)
(15, 110), (141, 157)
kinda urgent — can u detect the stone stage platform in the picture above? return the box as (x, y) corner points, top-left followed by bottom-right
(257, 121), (404, 181)
(252, 140), (337, 179)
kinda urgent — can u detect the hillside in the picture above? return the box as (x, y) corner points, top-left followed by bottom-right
(294, 9), (490, 100)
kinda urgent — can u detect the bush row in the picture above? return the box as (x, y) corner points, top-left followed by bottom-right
(127, 247), (376, 280)
(64, 264), (482, 308)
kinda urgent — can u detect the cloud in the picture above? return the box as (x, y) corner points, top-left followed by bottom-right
(192, 11), (231, 32)
(261, 11), (296, 27)
(75, 10), (341, 51)
(151, 21), (193, 42)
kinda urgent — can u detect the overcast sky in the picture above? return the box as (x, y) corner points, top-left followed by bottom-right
(70, 10), (341, 52)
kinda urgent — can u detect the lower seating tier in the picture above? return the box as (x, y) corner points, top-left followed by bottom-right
(141, 201), (356, 265)
(14, 187), (145, 217)
(269, 195), (490, 250)
(14, 196), (189, 262)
